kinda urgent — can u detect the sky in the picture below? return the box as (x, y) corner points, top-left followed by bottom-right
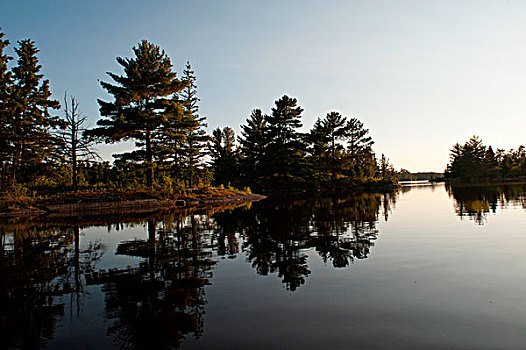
(2, 0), (526, 172)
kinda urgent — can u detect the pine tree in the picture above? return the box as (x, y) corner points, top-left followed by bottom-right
(10, 39), (61, 183)
(209, 127), (238, 185)
(306, 117), (330, 184)
(264, 95), (305, 178)
(345, 117), (374, 178)
(0, 28), (12, 189)
(484, 145), (498, 178)
(87, 40), (186, 187)
(322, 111), (349, 181)
(180, 61), (208, 187)
(346, 117), (373, 157)
(446, 136), (489, 181)
(238, 109), (268, 183)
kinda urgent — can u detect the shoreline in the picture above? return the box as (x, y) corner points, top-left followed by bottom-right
(0, 189), (267, 218)
(0, 181), (402, 219)
(445, 178), (526, 187)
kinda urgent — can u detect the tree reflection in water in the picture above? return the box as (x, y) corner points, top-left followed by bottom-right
(87, 214), (217, 349)
(213, 192), (397, 291)
(0, 221), (103, 349)
(0, 191), (397, 348)
(447, 183), (526, 224)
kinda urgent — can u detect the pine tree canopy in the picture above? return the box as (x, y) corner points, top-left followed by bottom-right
(264, 95), (305, 178)
(86, 40), (186, 187)
(0, 28), (13, 165)
(9, 39), (61, 182)
(179, 61), (208, 186)
(346, 117), (374, 156)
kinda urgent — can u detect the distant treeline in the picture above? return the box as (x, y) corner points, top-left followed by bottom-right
(398, 170), (444, 181)
(446, 136), (526, 182)
(0, 29), (396, 196)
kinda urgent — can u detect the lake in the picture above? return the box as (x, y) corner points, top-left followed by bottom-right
(2, 183), (526, 349)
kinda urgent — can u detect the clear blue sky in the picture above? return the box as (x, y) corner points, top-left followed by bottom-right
(2, 0), (526, 172)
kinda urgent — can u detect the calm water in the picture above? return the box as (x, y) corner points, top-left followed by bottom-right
(2, 183), (526, 349)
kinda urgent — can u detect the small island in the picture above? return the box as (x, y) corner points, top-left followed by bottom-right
(0, 30), (399, 217)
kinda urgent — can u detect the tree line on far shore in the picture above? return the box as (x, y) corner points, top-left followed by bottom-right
(446, 136), (526, 182)
(0, 28), (396, 196)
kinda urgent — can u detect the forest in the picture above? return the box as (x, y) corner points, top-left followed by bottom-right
(446, 136), (526, 182)
(0, 29), (397, 200)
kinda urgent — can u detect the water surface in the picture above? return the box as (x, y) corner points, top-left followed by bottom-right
(2, 183), (526, 349)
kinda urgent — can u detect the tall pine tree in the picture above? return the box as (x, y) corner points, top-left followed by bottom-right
(87, 40), (186, 187)
(209, 127), (238, 186)
(180, 61), (207, 187)
(306, 117), (330, 184)
(10, 39), (61, 183)
(345, 117), (374, 178)
(238, 109), (268, 183)
(264, 95), (305, 178)
(322, 111), (349, 181)
(0, 28), (12, 188)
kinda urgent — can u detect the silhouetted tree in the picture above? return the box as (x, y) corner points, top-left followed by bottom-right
(322, 111), (349, 181)
(180, 62), (208, 187)
(9, 39), (61, 183)
(209, 127), (239, 185)
(264, 95), (305, 179)
(238, 109), (268, 184)
(0, 28), (12, 189)
(446, 136), (487, 181)
(345, 117), (374, 178)
(86, 40), (186, 187)
(306, 117), (330, 184)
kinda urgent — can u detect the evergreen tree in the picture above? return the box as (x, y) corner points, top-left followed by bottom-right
(345, 117), (374, 178)
(346, 117), (373, 157)
(180, 61), (208, 187)
(264, 95), (305, 178)
(87, 40), (186, 187)
(447, 143), (464, 178)
(9, 39), (61, 183)
(238, 109), (268, 183)
(463, 136), (487, 178)
(0, 28), (12, 189)
(306, 117), (330, 184)
(446, 136), (490, 181)
(209, 127), (239, 185)
(322, 111), (349, 181)
(484, 145), (498, 177)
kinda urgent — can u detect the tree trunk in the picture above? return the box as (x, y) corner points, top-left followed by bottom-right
(0, 161), (5, 191)
(12, 142), (21, 184)
(189, 153), (194, 188)
(331, 135), (336, 183)
(72, 138), (77, 188)
(145, 131), (154, 188)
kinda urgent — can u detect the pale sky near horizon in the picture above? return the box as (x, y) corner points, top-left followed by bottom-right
(2, 0), (526, 172)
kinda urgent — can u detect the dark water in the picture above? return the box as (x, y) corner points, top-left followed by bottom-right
(2, 183), (526, 349)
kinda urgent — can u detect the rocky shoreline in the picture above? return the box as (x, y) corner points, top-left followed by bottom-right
(0, 191), (267, 218)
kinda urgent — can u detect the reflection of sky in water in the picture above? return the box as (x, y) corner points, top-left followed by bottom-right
(186, 184), (526, 349)
(3, 184), (526, 349)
